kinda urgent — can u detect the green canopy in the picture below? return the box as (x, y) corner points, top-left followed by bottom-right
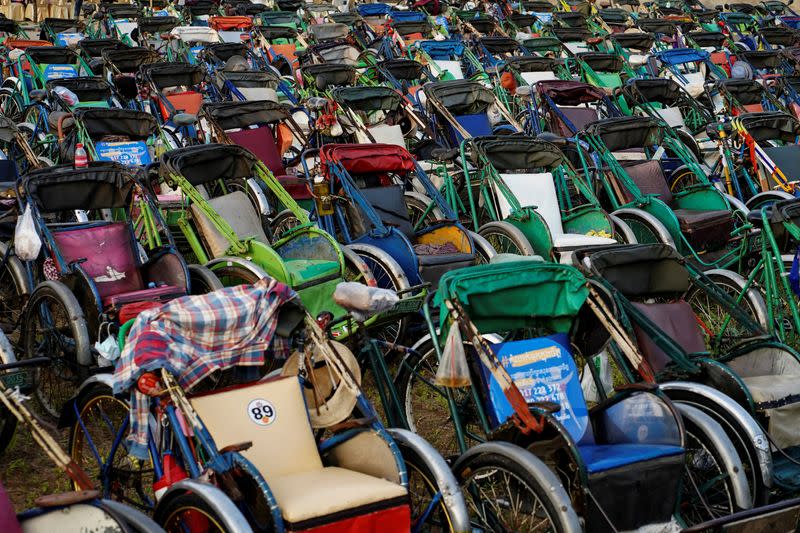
(435, 261), (588, 334)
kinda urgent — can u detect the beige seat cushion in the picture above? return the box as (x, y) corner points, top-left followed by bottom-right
(190, 190), (268, 258)
(741, 375), (800, 448)
(191, 376), (323, 479)
(269, 466), (408, 524)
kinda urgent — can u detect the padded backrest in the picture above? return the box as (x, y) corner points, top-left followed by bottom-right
(623, 160), (672, 205)
(554, 106), (598, 136)
(359, 185), (415, 241)
(498, 173), (563, 235)
(190, 191), (268, 258)
(228, 126), (285, 175)
(238, 87), (279, 103)
(631, 301), (706, 373)
(358, 124), (406, 147)
(454, 113), (492, 141)
(164, 91), (203, 115)
(191, 376), (324, 479)
(520, 71), (557, 85)
(53, 222), (143, 299)
(483, 334), (594, 444)
(654, 107), (686, 129)
(433, 59), (464, 80)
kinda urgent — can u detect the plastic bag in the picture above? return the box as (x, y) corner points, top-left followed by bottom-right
(333, 282), (399, 322)
(435, 324), (471, 388)
(53, 86), (79, 106)
(95, 334), (121, 368)
(14, 205), (41, 261)
(581, 350), (613, 403)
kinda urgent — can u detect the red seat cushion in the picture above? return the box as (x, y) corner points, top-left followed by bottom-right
(294, 503), (409, 533)
(53, 222), (143, 300)
(118, 300), (163, 324)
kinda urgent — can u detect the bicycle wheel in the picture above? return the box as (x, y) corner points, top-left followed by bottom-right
(68, 384), (155, 511)
(686, 269), (768, 353)
(0, 242), (30, 339)
(478, 221), (536, 256)
(395, 341), (486, 458)
(155, 492), (227, 533)
(22, 281), (91, 418)
(454, 450), (575, 532)
(679, 416), (738, 526)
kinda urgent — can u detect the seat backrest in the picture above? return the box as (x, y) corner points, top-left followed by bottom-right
(237, 86), (279, 103)
(654, 107), (686, 129)
(497, 173), (564, 235)
(228, 126), (285, 175)
(623, 160), (672, 205)
(453, 113), (492, 141)
(520, 71), (557, 86)
(53, 221), (143, 299)
(483, 334), (594, 444)
(190, 376), (324, 479)
(357, 124), (406, 147)
(553, 106), (598, 136)
(359, 185), (416, 241)
(163, 90), (203, 115)
(433, 59), (464, 80)
(190, 191), (268, 258)
(631, 301), (706, 373)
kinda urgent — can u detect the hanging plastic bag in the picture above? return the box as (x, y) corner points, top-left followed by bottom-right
(435, 323), (471, 388)
(14, 205), (41, 261)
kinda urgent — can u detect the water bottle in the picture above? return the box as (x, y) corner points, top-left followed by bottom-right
(74, 143), (88, 169)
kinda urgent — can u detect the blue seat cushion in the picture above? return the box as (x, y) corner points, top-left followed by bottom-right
(578, 444), (684, 474)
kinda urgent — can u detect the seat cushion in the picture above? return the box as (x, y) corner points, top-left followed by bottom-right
(578, 443), (685, 473)
(454, 113), (492, 140)
(672, 208), (733, 250)
(553, 233), (617, 249)
(497, 173), (563, 234)
(623, 160), (672, 204)
(742, 375), (800, 449)
(285, 259), (341, 286)
(269, 466), (408, 525)
(53, 222), (143, 299)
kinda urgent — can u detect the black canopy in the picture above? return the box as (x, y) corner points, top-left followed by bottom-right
(302, 63), (357, 90)
(716, 79), (764, 106)
(259, 11), (299, 25)
(554, 11), (588, 27)
(256, 24), (298, 40)
(185, 1), (218, 16)
(333, 86), (402, 111)
(137, 16), (179, 35)
(142, 63), (205, 89)
(102, 47), (161, 72)
(46, 77), (112, 102)
(521, 36), (563, 53)
(504, 56), (561, 73)
(760, 26), (798, 46)
(79, 38), (127, 58)
(522, 1), (555, 11)
(473, 136), (565, 171)
(737, 112), (800, 143)
(425, 80), (495, 115)
(391, 20), (431, 36)
(378, 59), (425, 81)
(104, 4), (142, 19)
(204, 42), (248, 62)
(686, 31), (727, 48)
(581, 243), (689, 297)
(0, 18), (19, 34)
(329, 12), (360, 25)
(163, 143), (258, 186)
(508, 13), (537, 28)
(577, 52), (624, 72)
(26, 46), (79, 65)
(203, 100), (290, 129)
(624, 78), (684, 106)
(637, 19), (676, 34)
(611, 32), (654, 51)
(220, 69), (280, 89)
(584, 116), (662, 151)
(40, 17), (83, 34)
(739, 50), (782, 69)
(25, 162), (136, 212)
(74, 108), (157, 140)
(479, 37), (520, 54)
(599, 8), (630, 23)
(553, 27), (589, 42)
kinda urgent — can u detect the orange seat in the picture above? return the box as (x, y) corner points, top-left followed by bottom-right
(161, 91), (203, 117)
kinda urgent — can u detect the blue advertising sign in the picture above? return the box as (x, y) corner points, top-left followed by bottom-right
(96, 141), (152, 166)
(44, 64), (78, 80)
(482, 334), (591, 444)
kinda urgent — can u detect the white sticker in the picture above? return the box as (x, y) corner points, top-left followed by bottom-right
(247, 399), (276, 427)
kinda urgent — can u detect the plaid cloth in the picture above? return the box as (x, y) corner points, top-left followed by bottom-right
(113, 277), (297, 459)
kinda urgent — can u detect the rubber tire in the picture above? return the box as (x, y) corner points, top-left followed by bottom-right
(478, 221), (537, 256)
(154, 491), (228, 533)
(469, 230), (497, 264)
(453, 451), (573, 533)
(22, 281), (91, 418)
(397, 440), (460, 532)
(188, 264), (223, 294)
